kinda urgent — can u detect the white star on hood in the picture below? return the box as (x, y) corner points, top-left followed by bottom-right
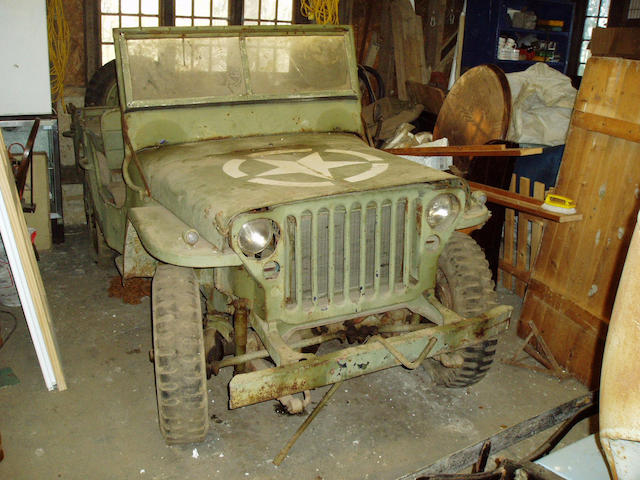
(255, 152), (365, 179)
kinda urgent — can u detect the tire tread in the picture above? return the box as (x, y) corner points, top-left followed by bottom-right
(430, 232), (499, 388)
(153, 265), (208, 444)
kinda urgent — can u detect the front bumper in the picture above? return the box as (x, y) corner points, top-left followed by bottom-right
(228, 304), (512, 408)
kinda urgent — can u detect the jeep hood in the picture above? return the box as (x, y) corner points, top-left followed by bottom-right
(138, 133), (456, 240)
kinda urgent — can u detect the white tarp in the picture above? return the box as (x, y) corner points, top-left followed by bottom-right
(506, 63), (577, 146)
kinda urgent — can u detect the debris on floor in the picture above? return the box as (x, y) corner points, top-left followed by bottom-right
(108, 276), (151, 305)
(0, 367), (19, 388)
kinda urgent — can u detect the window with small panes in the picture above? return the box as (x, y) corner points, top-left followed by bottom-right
(98, 0), (295, 65)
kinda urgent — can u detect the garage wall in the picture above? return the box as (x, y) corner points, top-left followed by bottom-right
(64, 0), (87, 87)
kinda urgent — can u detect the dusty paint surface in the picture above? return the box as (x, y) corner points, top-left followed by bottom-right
(142, 133), (455, 237)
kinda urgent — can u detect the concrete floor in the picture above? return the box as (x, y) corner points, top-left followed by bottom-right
(0, 228), (592, 479)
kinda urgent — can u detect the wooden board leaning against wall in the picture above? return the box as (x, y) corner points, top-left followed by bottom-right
(350, 0), (463, 100)
(0, 132), (65, 390)
(518, 56), (640, 388)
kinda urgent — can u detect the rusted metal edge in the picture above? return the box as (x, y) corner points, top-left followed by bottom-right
(396, 392), (597, 479)
(228, 305), (511, 408)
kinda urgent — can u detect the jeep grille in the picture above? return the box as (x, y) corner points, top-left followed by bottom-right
(285, 196), (422, 308)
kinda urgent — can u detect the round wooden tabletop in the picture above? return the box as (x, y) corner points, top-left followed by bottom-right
(433, 64), (511, 147)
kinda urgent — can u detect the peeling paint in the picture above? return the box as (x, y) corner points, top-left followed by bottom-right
(595, 230), (601, 246)
(589, 284), (598, 297)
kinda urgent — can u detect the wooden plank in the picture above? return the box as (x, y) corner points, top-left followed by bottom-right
(357, 0), (372, 64)
(572, 110), (640, 143)
(581, 136), (636, 319)
(403, 14), (422, 83)
(385, 146), (540, 156)
(399, 393), (596, 478)
(412, 15), (429, 83)
(590, 27), (640, 60)
(498, 259), (531, 284)
(519, 288), (608, 388)
(530, 182), (546, 266)
(467, 181), (583, 223)
(435, 47), (455, 73)
(0, 132), (66, 391)
(424, 0), (446, 69)
(363, 32), (380, 67)
(452, 2), (465, 84)
(515, 177), (530, 296)
(391, 1), (409, 100)
(519, 59), (640, 387)
(377, 0), (396, 100)
(502, 175), (516, 291)
(405, 81), (445, 115)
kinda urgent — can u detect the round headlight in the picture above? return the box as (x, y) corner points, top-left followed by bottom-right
(237, 219), (275, 255)
(426, 194), (461, 229)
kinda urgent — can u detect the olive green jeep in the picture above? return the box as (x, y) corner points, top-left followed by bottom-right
(73, 25), (512, 444)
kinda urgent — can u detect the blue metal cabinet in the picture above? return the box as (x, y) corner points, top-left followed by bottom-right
(462, 0), (575, 73)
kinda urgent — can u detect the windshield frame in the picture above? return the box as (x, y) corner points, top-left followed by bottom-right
(114, 25), (360, 111)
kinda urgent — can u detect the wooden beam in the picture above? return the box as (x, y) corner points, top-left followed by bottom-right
(405, 81), (445, 115)
(527, 279), (608, 334)
(0, 132), (66, 391)
(498, 259), (531, 284)
(425, 0), (446, 69)
(467, 181), (583, 223)
(573, 110), (640, 143)
(385, 146), (542, 156)
(391, 0), (410, 100)
(399, 393), (596, 478)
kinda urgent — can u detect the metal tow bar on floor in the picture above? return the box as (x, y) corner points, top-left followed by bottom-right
(272, 337), (438, 465)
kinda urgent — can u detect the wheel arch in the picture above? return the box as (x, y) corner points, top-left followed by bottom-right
(122, 206), (242, 279)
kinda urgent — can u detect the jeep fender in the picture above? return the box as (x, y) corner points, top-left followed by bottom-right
(122, 206), (241, 279)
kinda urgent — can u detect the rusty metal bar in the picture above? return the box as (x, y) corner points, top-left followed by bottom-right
(373, 336), (437, 369)
(233, 302), (248, 374)
(229, 305), (511, 408)
(211, 333), (343, 370)
(273, 380), (344, 466)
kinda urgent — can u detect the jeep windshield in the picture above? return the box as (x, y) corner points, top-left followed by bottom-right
(114, 26), (359, 110)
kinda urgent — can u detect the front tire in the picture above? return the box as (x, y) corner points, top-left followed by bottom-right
(428, 232), (498, 388)
(152, 265), (208, 444)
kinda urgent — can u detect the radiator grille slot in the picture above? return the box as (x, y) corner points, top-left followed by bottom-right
(286, 197), (415, 308)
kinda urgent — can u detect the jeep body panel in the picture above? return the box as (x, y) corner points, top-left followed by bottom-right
(126, 206), (241, 268)
(138, 133), (460, 246)
(72, 25), (513, 423)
